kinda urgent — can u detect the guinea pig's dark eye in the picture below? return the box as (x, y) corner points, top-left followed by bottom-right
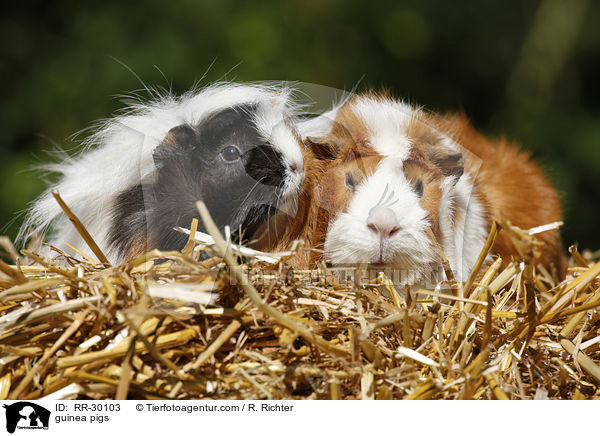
(413, 179), (424, 197)
(345, 172), (356, 191)
(221, 145), (241, 162)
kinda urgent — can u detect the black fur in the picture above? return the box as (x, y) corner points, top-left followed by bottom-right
(109, 104), (289, 256)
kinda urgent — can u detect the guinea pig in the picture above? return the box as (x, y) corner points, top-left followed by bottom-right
(293, 93), (566, 286)
(19, 82), (306, 263)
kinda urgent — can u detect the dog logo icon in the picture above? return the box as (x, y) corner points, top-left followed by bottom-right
(2, 402), (50, 433)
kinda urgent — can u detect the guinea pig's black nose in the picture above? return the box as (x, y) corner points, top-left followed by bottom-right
(244, 145), (285, 186)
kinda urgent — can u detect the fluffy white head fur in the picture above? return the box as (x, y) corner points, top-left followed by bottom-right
(323, 97), (489, 287)
(20, 82), (304, 263)
(352, 95), (418, 159)
(297, 107), (341, 139)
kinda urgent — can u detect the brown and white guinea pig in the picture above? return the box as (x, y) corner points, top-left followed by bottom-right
(19, 82), (306, 263)
(290, 93), (567, 286)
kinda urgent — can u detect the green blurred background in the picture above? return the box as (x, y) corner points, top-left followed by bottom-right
(1, 0), (599, 249)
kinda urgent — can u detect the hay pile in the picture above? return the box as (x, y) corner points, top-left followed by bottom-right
(1, 203), (600, 400)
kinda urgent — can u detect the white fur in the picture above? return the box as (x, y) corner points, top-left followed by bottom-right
(252, 94), (303, 171)
(351, 96), (420, 159)
(437, 173), (488, 282)
(297, 107), (341, 139)
(20, 82), (304, 263)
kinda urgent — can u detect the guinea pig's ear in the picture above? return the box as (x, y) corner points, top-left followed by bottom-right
(153, 124), (196, 168)
(305, 136), (340, 161)
(429, 145), (464, 182)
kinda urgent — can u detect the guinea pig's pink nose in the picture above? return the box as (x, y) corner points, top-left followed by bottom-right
(367, 207), (400, 239)
(290, 162), (300, 174)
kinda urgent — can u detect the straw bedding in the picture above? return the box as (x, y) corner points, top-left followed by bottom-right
(1, 202), (600, 400)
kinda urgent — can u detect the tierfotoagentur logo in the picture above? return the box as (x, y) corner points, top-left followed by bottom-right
(2, 402), (50, 434)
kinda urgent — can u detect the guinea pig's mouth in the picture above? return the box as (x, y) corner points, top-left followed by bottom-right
(368, 261), (389, 268)
(368, 246), (397, 266)
(365, 258), (402, 271)
(326, 246), (434, 271)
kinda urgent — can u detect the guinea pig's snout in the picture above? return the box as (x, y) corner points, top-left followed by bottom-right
(288, 157), (304, 178)
(244, 146), (286, 186)
(367, 207), (400, 239)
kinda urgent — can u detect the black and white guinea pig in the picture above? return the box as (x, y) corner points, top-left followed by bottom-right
(295, 93), (566, 286)
(20, 83), (305, 263)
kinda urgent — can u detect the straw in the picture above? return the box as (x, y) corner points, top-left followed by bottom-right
(1, 204), (599, 399)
